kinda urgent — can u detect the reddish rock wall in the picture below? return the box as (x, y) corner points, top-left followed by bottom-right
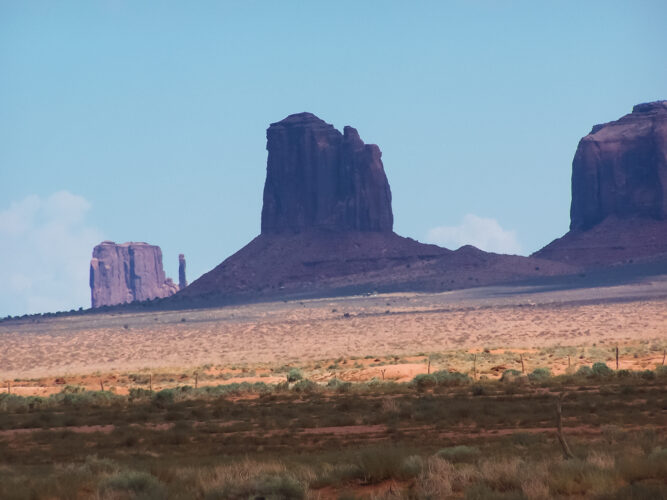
(90, 241), (178, 307)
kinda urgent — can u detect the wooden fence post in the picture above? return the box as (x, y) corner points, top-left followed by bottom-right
(615, 346), (619, 370)
(195, 372), (198, 389)
(427, 358), (431, 375)
(100, 380), (105, 392)
(556, 392), (575, 460)
(149, 374), (153, 393)
(520, 354), (525, 374)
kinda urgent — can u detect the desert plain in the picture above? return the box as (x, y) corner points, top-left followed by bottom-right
(1, 277), (666, 500)
(1, 276), (666, 393)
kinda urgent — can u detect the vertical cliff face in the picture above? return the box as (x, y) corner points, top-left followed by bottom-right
(260, 112), (393, 234)
(90, 242), (178, 307)
(570, 101), (667, 231)
(534, 101), (667, 266)
(176, 111), (577, 305)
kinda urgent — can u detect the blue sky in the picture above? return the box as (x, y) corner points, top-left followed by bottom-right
(1, 1), (666, 316)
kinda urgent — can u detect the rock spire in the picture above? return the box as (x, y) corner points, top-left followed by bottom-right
(178, 253), (187, 290)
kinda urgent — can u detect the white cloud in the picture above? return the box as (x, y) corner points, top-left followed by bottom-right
(426, 214), (523, 255)
(0, 191), (104, 317)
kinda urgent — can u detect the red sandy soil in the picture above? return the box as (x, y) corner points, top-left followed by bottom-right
(1, 278), (666, 396)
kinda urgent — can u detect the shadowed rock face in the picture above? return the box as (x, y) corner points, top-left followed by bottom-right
(261, 113), (393, 234)
(90, 242), (178, 307)
(570, 101), (667, 231)
(534, 101), (667, 266)
(174, 113), (576, 306)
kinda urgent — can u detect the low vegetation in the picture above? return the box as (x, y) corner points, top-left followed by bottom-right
(0, 364), (666, 499)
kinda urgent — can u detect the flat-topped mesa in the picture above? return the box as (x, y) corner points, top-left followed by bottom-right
(570, 100), (667, 231)
(90, 241), (178, 308)
(260, 112), (393, 234)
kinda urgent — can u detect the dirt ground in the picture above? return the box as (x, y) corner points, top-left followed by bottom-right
(1, 276), (666, 396)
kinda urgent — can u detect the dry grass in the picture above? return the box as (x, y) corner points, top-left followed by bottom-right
(0, 281), (666, 498)
(0, 374), (666, 499)
(586, 450), (615, 470)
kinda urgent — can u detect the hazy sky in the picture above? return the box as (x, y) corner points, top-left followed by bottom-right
(2, 1), (666, 316)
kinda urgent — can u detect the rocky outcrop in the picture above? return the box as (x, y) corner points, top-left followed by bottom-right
(570, 101), (667, 230)
(261, 113), (393, 234)
(176, 231), (573, 306)
(178, 254), (187, 290)
(90, 242), (178, 307)
(174, 113), (576, 306)
(535, 101), (667, 266)
(534, 216), (667, 267)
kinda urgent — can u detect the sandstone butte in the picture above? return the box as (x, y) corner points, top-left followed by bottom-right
(174, 113), (574, 306)
(534, 101), (667, 267)
(98, 103), (667, 309)
(261, 113), (393, 234)
(90, 242), (178, 308)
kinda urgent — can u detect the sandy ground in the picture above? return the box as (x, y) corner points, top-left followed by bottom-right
(1, 276), (666, 393)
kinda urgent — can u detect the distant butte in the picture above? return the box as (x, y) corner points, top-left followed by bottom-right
(175, 113), (573, 306)
(534, 101), (667, 267)
(90, 242), (178, 307)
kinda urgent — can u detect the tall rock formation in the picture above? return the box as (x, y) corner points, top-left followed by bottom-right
(175, 113), (574, 306)
(178, 254), (187, 290)
(261, 113), (393, 234)
(535, 101), (667, 266)
(90, 242), (178, 307)
(570, 101), (667, 230)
